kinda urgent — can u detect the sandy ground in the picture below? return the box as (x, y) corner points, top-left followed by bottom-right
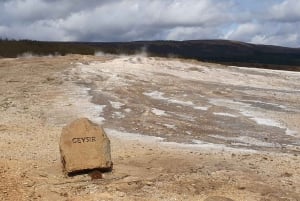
(0, 54), (299, 201)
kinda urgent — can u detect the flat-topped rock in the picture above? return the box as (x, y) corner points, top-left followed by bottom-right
(59, 118), (112, 174)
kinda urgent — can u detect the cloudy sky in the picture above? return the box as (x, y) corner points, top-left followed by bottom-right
(1, 0), (300, 47)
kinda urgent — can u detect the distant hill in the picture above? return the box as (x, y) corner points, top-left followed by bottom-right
(1, 39), (300, 71)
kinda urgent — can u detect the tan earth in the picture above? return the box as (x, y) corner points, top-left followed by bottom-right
(0, 54), (299, 201)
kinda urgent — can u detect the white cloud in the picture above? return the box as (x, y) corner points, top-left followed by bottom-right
(0, 0), (233, 41)
(268, 0), (300, 22)
(0, 0), (300, 47)
(223, 21), (300, 47)
(251, 31), (300, 47)
(166, 26), (220, 41)
(224, 23), (263, 41)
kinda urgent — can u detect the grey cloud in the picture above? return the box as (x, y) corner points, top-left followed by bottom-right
(222, 0), (300, 47)
(0, 0), (300, 47)
(0, 0), (116, 25)
(268, 0), (300, 22)
(224, 23), (263, 41)
(34, 0), (231, 41)
(250, 22), (300, 47)
(165, 26), (222, 41)
(224, 21), (300, 47)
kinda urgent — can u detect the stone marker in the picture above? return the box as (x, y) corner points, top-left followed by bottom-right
(59, 118), (112, 174)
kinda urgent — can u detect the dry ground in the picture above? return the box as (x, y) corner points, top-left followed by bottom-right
(0, 55), (299, 201)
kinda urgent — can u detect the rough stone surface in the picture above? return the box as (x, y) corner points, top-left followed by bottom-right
(59, 118), (112, 174)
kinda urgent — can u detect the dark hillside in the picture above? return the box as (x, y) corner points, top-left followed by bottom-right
(88, 40), (300, 71)
(1, 39), (300, 71)
(0, 40), (94, 57)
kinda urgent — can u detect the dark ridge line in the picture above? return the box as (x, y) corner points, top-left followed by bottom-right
(1, 39), (300, 72)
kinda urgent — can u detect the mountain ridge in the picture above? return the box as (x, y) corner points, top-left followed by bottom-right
(1, 39), (300, 71)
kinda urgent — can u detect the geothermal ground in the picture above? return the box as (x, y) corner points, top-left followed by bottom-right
(0, 55), (299, 201)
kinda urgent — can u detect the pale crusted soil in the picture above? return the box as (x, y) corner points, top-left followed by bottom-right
(0, 55), (299, 201)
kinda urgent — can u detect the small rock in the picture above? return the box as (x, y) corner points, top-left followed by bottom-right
(39, 173), (48, 178)
(116, 191), (126, 197)
(23, 180), (35, 187)
(46, 77), (55, 81)
(204, 196), (235, 201)
(60, 192), (68, 197)
(89, 170), (103, 180)
(238, 186), (246, 190)
(281, 172), (293, 177)
(145, 181), (154, 186)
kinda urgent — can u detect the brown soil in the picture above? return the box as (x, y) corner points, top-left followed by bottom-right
(0, 55), (299, 201)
